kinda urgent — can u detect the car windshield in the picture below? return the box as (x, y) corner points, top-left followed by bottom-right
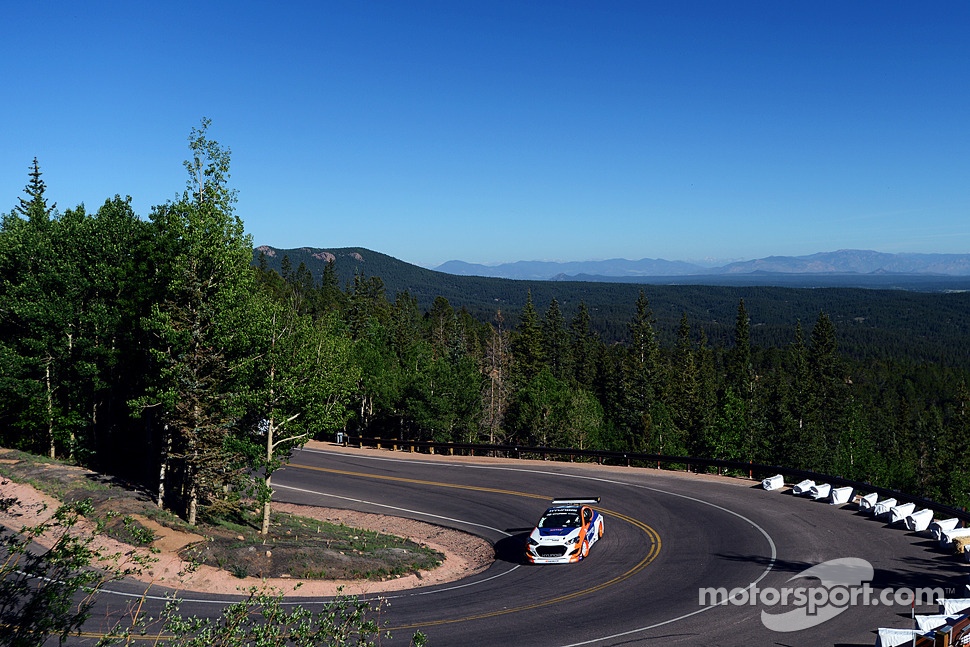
(539, 512), (581, 528)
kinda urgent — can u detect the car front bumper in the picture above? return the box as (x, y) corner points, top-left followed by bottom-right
(525, 543), (583, 564)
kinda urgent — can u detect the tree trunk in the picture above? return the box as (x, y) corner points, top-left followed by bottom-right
(187, 483), (198, 526)
(45, 355), (55, 459)
(157, 463), (166, 509)
(260, 474), (272, 536)
(260, 418), (275, 535)
(157, 425), (170, 509)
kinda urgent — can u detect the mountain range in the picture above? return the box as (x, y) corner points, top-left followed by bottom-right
(253, 245), (970, 364)
(254, 246), (970, 303)
(435, 250), (970, 281)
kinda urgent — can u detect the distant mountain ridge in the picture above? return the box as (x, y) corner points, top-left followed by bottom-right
(435, 257), (705, 279)
(252, 245), (970, 368)
(436, 250), (970, 280)
(253, 246), (970, 309)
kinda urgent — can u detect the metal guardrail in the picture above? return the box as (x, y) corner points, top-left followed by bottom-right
(337, 434), (970, 524)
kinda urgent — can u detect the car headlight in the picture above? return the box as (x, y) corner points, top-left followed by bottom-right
(528, 537), (539, 546)
(566, 536), (581, 545)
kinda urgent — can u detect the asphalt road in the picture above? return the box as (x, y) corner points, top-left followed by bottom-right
(84, 445), (967, 646)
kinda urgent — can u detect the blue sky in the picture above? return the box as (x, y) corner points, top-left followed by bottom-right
(3, 2), (968, 268)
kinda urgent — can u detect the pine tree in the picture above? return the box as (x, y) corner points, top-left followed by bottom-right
(569, 301), (598, 390)
(0, 159), (72, 459)
(482, 310), (511, 445)
(14, 157), (57, 223)
(809, 311), (848, 451)
(628, 290), (661, 404)
(319, 260), (346, 312)
(347, 274), (389, 339)
(730, 299), (754, 398)
(541, 297), (570, 381)
(624, 290), (663, 451)
(427, 296), (455, 359)
(668, 312), (698, 455)
(779, 320), (816, 469)
(511, 290), (543, 383)
(280, 254), (293, 282)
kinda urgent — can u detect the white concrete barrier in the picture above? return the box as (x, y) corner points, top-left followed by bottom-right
(873, 497), (898, 516)
(939, 598), (970, 616)
(762, 474), (784, 491)
(889, 502), (917, 524)
(939, 528), (970, 549)
(875, 628), (927, 646)
(929, 518), (960, 542)
(858, 492), (878, 512)
(905, 509), (934, 532)
(914, 614), (957, 631)
(792, 479), (815, 496)
(810, 483), (832, 500)
(830, 486), (854, 505)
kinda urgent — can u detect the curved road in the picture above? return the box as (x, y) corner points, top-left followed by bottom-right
(89, 444), (966, 646)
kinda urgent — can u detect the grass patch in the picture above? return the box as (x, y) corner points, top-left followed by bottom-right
(0, 448), (108, 501)
(187, 506), (443, 581)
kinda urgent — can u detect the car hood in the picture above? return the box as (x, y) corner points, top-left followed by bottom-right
(532, 527), (579, 540)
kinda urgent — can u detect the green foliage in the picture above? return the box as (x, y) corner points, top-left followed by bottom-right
(569, 301), (599, 390)
(183, 117), (237, 212)
(0, 497), (128, 647)
(401, 346), (483, 443)
(13, 158), (56, 222)
(541, 297), (571, 381)
(504, 369), (603, 448)
(123, 588), (427, 647)
(236, 292), (359, 533)
(510, 291), (543, 383)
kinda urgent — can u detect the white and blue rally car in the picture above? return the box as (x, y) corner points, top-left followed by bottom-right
(525, 497), (604, 564)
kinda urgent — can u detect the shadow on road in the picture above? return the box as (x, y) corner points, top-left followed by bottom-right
(495, 532), (530, 564)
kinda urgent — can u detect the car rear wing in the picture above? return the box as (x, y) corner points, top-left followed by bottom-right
(551, 497), (600, 505)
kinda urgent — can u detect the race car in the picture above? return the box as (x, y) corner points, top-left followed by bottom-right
(525, 497), (604, 564)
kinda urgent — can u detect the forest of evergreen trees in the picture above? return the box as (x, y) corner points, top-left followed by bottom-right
(3, 123), (969, 529)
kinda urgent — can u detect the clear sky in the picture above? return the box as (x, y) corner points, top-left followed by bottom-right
(3, 1), (968, 268)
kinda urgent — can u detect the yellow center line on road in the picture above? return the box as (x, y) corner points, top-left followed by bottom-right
(290, 462), (555, 500)
(288, 463), (662, 629)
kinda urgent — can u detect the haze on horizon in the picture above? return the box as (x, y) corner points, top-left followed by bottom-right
(3, 2), (968, 269)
